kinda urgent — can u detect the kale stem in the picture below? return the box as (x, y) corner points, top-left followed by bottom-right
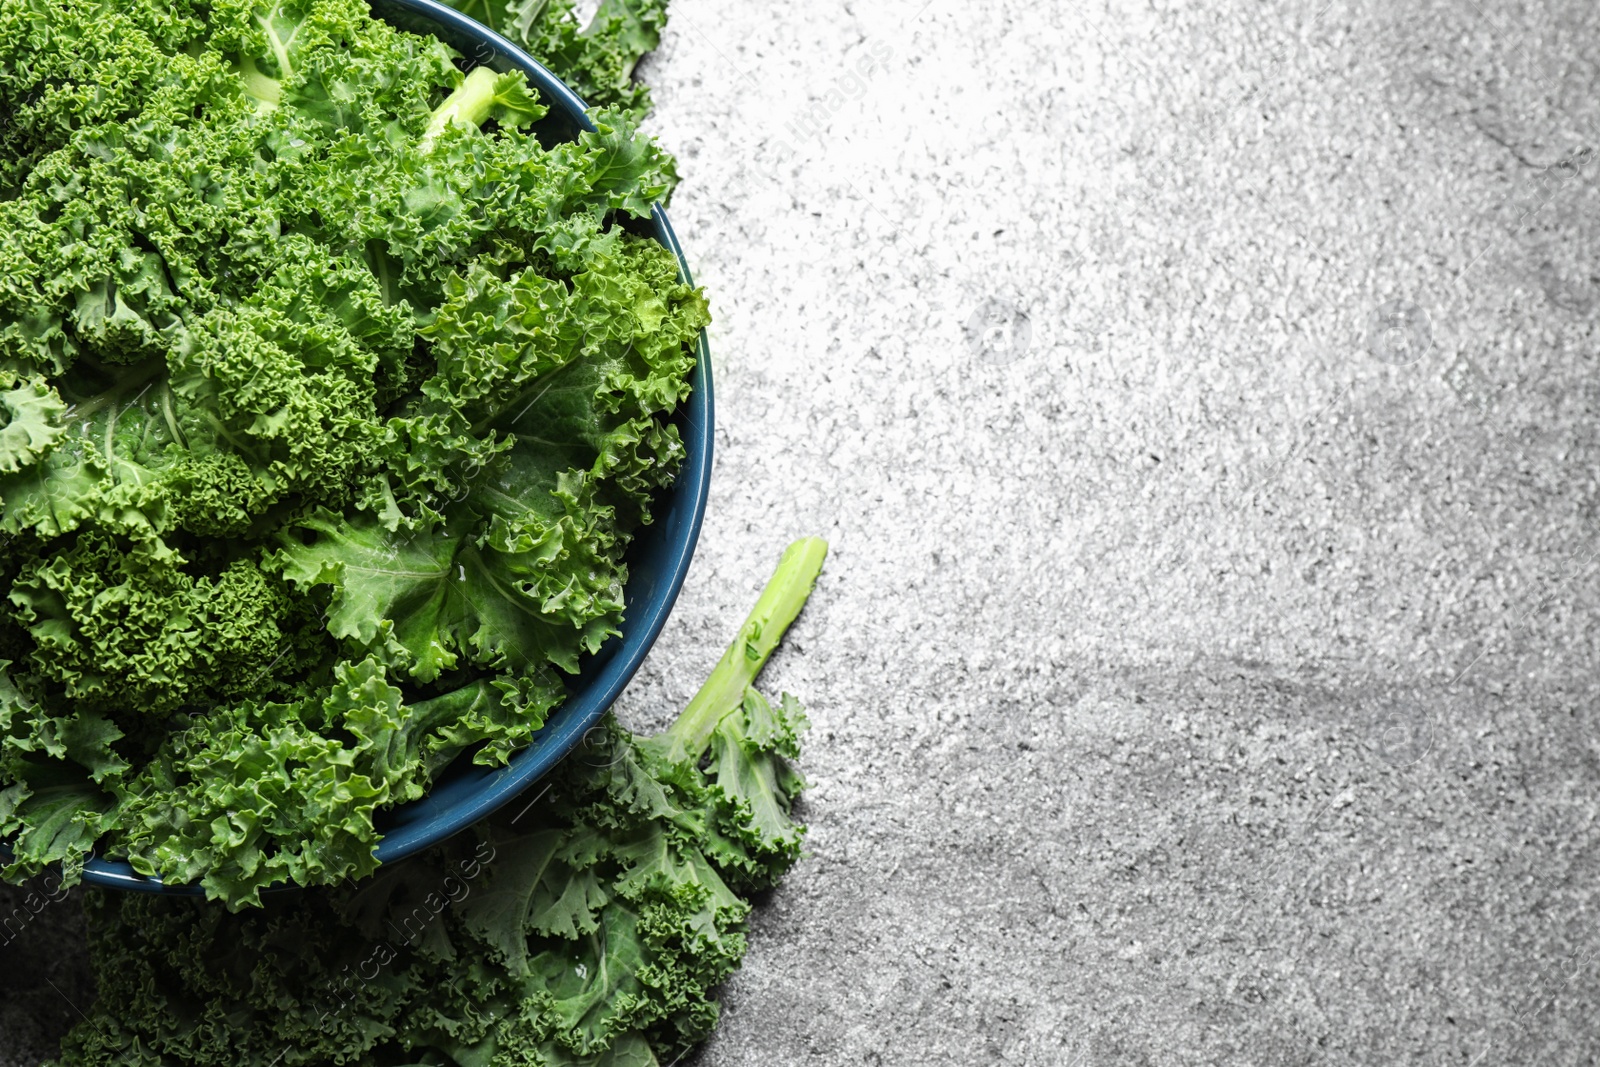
(661, 538), (828, 761)
(237, 54), (283, 109)
(422, 66), (501, 148)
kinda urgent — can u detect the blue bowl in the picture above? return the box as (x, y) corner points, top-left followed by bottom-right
(78, 0), (713, 893)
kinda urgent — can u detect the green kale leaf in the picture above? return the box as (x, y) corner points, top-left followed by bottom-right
(50, 540), (827, 1067)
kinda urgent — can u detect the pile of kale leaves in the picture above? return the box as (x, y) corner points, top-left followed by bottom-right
(0, 0), (705, 906)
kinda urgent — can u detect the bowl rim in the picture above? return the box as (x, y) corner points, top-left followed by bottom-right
(70, 0), (713, 894)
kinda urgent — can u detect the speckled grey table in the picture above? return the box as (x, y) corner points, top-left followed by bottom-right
(7, 0), (1600, 1063)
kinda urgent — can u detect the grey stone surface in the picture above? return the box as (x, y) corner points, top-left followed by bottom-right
(619, 0), (1600, 1061)
(9, 0), (1600, 1063)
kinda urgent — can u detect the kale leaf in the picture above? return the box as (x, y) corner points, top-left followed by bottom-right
(50, 540), (826, 1067)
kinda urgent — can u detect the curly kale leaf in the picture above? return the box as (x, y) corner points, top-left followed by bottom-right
(443, 0), (670, 120)
(51, 541), (826, 1067)
(272, 236), (704, 683)
(7, 534), (302, 714)
(0, 371), (69, 473)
